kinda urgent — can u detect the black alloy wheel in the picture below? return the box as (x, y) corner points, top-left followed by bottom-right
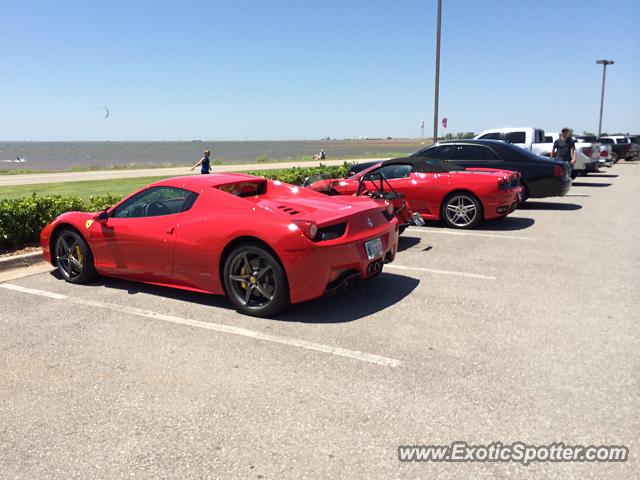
(223, 244), (289, 317)
(54, 228), (97, 283)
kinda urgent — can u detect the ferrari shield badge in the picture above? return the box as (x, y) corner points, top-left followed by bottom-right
(85, 219), (94, 229)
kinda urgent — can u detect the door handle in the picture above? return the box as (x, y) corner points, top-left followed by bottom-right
(166, 227), (175, 234)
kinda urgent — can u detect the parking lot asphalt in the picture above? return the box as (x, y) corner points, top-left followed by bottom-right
(1, 165), (638, 479)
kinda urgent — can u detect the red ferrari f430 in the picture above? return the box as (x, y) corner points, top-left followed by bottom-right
(305, 158), (523, 230)
(40, 174), (399, 316)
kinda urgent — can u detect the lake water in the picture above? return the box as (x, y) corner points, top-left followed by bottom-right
(0, 139), (425, 172)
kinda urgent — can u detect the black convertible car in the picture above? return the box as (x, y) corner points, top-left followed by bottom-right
(349, 140), (571, 200)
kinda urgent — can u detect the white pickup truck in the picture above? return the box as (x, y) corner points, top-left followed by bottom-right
(475, 127), (600, 178)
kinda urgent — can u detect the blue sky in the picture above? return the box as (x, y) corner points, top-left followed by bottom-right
(1, 0), (638, 140)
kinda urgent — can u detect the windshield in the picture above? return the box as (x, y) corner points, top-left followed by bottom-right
(500, 142), (560, 162)
(347, 162), (385, 180)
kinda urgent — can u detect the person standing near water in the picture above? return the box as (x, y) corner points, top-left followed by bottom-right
(191, 149), (212, 174)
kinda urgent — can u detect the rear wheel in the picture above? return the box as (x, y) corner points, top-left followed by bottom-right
(611, 152), (619, 163)
(223, 243), (290, 317)
(54, 228), (96, 283)
(441, 193), (483, 229)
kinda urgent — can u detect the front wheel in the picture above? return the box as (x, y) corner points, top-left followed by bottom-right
(441, 193), (483, 229)
(223, 244), (290, 317)
(54, 228), (97, 283)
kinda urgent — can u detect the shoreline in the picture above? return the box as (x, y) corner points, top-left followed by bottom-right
(0, 158), (380, 187)
(0, 151), (411, 176)
(0, 139), (430, 174)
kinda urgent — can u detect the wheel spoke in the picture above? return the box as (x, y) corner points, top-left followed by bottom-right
(58, 258), (68, 275)
(69, 256), (82, 271)
(254, 283), (274, 301)
(256, 265), (272, 280)
(229, 274), (249, 283)
(66, 257), (73, 276)
(241, 254), (252, 273)
(60, 236), (71, 253)
(244, 284), (254, 304)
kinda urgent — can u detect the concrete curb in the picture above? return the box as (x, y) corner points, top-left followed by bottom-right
(0, 250), (44, 271)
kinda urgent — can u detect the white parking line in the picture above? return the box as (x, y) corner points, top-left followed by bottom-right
(405, 227), (534, 241)
(0, 283), (401, 368)
(386, 264), (496, 280)
(1, 283), (67, 299)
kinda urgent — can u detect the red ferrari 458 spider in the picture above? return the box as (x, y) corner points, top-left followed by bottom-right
(305, 158), (523, 230)
(40, 174), (399, 317)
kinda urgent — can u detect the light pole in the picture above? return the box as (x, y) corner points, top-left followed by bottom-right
(433, 0), (442, 143)
(596, 59), (614, 138)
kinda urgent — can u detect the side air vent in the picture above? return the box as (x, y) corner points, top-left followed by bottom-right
(277, 205), (301, 216)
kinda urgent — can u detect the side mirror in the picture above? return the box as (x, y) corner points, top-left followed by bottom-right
(95, 210), (109, 223)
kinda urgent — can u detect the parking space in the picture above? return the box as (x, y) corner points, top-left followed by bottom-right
(1, 166), (638, 478)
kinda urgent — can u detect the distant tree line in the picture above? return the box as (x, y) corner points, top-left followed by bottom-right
(440, 132), (475, 140)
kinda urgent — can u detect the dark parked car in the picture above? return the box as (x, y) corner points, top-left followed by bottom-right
(349, 140), (571, 200)
(598, 136), (638, 162)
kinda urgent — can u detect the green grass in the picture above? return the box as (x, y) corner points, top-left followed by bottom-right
(0, 176), (173, 201)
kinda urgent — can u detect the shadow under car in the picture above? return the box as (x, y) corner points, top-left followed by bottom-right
(421, 215), (535, 232)
(571, 182), (612, 187)
(50, 268), (419, 324)
(519, 201), (582, 211)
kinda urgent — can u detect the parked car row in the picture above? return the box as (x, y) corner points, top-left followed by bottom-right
(474, 127), (603, 178)
(585, 135), (639, 163)
(346, 139), (571, 204)
(325, 131), (634, 233)
(306, 156), (522, 230)
(38, 131), (633, 318)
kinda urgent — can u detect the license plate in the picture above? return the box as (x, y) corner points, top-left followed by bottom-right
(365, 237), (384, 260)
(412, 212), (426, 226)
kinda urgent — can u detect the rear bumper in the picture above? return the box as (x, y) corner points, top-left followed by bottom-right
(483, 188), (522, 220)
(599, 157), (613, 167)
(281, 224), (399, 304)
(584, 159), (600, 172)
(527, 177), (571, 198)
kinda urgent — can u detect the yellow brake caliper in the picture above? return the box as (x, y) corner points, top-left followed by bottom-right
(240, 265), (247, 290)
(74, 245), (83, 267)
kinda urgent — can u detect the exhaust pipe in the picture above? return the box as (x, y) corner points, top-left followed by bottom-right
(366, 259), (383, 275)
